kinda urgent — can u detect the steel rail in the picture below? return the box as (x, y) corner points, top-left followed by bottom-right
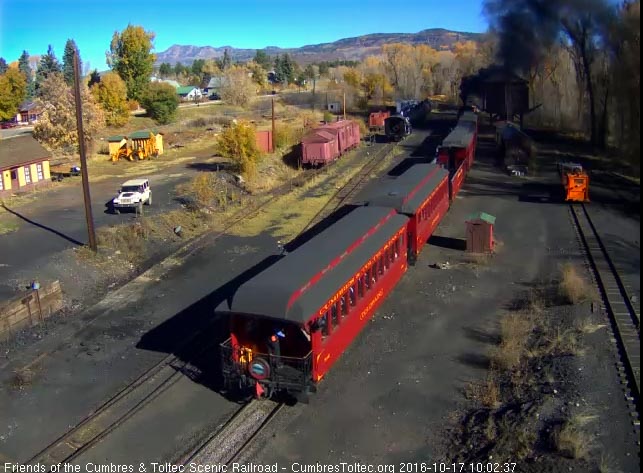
(570, 203), (640, 409)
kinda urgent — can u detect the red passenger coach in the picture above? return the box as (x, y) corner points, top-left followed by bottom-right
(437, 112), (478, 200)
(358, 164), (450, 263)
(217, 207), (409, 400)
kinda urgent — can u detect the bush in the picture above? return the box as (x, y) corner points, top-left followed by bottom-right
(127, 99), (140, 111)
(274, 123), (305, 150)
(140, 82), (179, 125)
(217, 120), (261, 178)
(323, 111), (334, 122)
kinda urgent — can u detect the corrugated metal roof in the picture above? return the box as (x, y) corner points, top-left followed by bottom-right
(0, 135), (51, 170)
(177, 86), (197, 95)
(107, 135), (127, 142)
(217, 207), (409, 323)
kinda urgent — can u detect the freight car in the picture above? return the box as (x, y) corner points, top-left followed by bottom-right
(384, 115), (412, 142)
(300, 120), (360, 167)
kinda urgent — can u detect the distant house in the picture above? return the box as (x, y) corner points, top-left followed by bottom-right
(177, 86), (203, 101)
(0, 136), (52, 197)
(204, 76), (224, 98)
(16, 102), (43, 124)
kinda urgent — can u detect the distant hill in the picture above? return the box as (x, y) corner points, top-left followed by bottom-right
(155, 28), (482, 65)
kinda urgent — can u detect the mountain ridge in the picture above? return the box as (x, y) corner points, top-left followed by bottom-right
(155, 28), (483, 65)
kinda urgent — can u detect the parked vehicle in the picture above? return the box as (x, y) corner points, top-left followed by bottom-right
(111, 179), (152, 214)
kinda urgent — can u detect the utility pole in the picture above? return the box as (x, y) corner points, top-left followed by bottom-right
(343, 91), (346, 120)
(271, 97), (275, 153)
(73, 49), (97, 252)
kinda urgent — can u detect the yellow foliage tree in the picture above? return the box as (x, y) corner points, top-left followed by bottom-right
(217, 120), (261, 178)
(0, 68), (27, 121)
(91, 72), (129, 127)
(219, 65), (257, 107)
(34, 72), (104, 150)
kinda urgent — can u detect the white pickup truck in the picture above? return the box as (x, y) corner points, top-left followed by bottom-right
(111, 179), (152, 214)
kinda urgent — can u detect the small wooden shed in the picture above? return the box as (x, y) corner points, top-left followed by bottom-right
(466, 212), (496, 253)
(107, 135), (128, 158)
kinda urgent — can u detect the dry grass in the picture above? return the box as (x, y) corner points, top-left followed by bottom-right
(465, 373), (501, 408)
(491, 313), (533, 370)
(559, 262), (593, 304)
(553, 414), (597, 460)
(175, 173), (240, 210)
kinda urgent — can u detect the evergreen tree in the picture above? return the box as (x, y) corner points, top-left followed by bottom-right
(174, 62), (185, 76)
(62, 39), (79, 86)
(0, 58), (7, 74)
(88, 69), (101, 88)
(217, 49), (232, 70)
(158, 62), (172, 77)
(35, 45), (62, 96)
(18, 51), (34, 98)
(253, 50), (272, 70)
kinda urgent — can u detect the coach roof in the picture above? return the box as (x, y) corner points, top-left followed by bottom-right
(356, 164), (448, 215)
(216, 206), (409, 323)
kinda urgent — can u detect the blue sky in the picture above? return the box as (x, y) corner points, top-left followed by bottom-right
(0, 0), (487, 71)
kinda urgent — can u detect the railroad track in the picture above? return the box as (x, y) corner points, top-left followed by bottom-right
(302, 141), (397, 233)
(177, 139), (402, 465)
(26, 332), (215, 466)
(570, 203), (640, 413)
(22, 140), (394, 464)
(178, 401), (283, 465)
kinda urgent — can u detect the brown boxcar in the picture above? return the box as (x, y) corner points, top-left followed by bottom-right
(301, 130), (340, 166)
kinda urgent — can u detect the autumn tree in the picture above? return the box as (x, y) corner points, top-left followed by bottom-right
(34, 72), (104, 150)
(18, 51), (34, 98)
(35, 45), (62, 96)
(140, 82), (179, 124)
(219, 65), (256, 107)
(62, 39), (79, 85)
(0, 58), (7, 74)
(107, 24), (156, 101)
(91, 72), (129, 126)
(247, 61), (268, 90)
(216, 120), (261, 178)
(0, 68), (27, 121)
